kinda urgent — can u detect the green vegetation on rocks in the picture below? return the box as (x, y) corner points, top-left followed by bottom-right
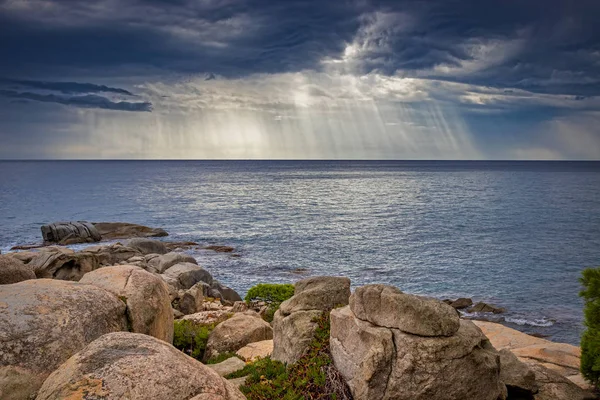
(245, 283), (295, 322)
(173, 320), (216, 360)
(580, 267), (600, 387)
(225, 312), (352, 400)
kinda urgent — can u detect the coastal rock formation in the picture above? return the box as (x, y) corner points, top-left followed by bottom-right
(472, 320), (589, 390)
(41, 221), (101, 245)
(126, 237), (168, 255)
(164, 262), (214, 289)
(236, 340), (274, 361)
(468, 302), (506, 314)
(0, 279), (128, 400)
(350, 284), (460, 337)
(204, 312), (273, 361)
(93, 222), (168, 239)
(148, 251), (197, 274)
(79, 265), (174, 343)
(35, 332), (245, 400)
(498, 348), (538, 397)
(0, 254), (35, 284)
(85, 243), (143, 266)
(529, 363), (592, 400)
(330, 284), (504, 400)
(28, 246), (99, 281)
(177, 283), (205, 315)
(272, 276), (351, 365)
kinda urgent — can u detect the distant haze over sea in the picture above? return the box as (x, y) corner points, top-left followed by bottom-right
(1, 160), (599, 345)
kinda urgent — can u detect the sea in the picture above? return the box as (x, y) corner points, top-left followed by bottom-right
(1, 160), (599, 345)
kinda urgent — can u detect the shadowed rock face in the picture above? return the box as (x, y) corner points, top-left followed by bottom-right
(35, 332), (245, 400)
(79, 265), (174, 343)
(0, 279), (128, 400)
(28, 247), (99, 281)
(41, 221), (101, 245)
(330, 284), (504, 400)
(0, 255), (35, 284)
(272, 276), (351, 365)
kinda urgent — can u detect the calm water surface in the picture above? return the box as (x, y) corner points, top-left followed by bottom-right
(1, 160), (599, 345)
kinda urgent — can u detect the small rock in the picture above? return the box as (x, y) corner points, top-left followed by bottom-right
(163, 262), (213, 289)
(204, 313), (273, 361)
(236, 340), (274, 361)
(468, 302), (506, 314)
(182, 310), (233, 326)
(148, 252), (197, 274)
(207, 357), (246, 377)
(232, 301), (248, 312)
(204, 245), (235, 253)
(127, 238), (168, 255)
(450, 298), (473, 309)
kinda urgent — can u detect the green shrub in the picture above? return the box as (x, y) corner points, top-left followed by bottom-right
(173, 320), (216, 360)
(226, 311), (352, 400)
(245, 283), (295, 323)
(580, 267), (600, 387)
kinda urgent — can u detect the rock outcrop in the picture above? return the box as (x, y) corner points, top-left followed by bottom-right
(41, 221), (101, 245)
(35, 332), (245, 400)
(498, 348), (538, 397)
(148, 251), (197, 274)
(28, 246), (99, 281)
(0, 254), (35, 284)
(164, 262), (214, 289)
(529, 363), (593, 400)
(204, 312), (273, 361)
(0, 279), (128, 400)
(330, 284), (504, 400)
(126, 238), (168, 255)
(272, 276), (351, 365)
(93, 222), (168, 239)
(236, 340), (274, 361)
(79, 265), (174, 343)
(84, 243), (143, 266)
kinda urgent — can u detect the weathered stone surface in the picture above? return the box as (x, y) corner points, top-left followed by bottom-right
(80, 265), (173, 343)
(35, 332), (245, 400)
(231, 301), (248, 313)
(41, 221), (101, 244)
(164, 262), (213, 289)
(84, 243), (142, 266)
(279, 276), (351, 315)
(126, 238), (168, 255)
(204, 313), (273, 361)
(177, 283), (205, 315)
(473, 320), (586, 389)
(499, 348), (538, 396)
(450, 297), (473, 309)
(529, 363), (592, 400)
(350, 284), (460, 337)
(0, 279), (127, 400)
(209, 280), (243, 304)
(272, 309), (323, 365)
(148, 252), (197, 274)
(93, 222), (168, 239)
(468, 301), (506, 314)
(0, 254), (35, 284)
(330, 305), (503, 400)
(236, 340), (274, 361)
(182, 310), (233, 326)
(207, 357), (246, 377)
(28, 247), (99, 281)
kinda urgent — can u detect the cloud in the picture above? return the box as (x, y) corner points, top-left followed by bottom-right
(0, 90), (152, 112)
(0, 79), (134, 95)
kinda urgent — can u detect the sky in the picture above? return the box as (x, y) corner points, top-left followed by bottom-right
(1, 0), (599, 160)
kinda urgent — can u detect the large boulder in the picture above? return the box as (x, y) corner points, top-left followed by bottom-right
(272, 276), (350, 365)
(41, 221), (101, 245)
(93, 222), (168, 239)
(204, 312), (273, 361)
(529, 363), (592, 400)
(28, 247), (99, 281)
(163, 262), (213, 289)
(0, 254), (35, 284)
(0, 279), (128, 400)
(499, 348), (538, 397)
(177, 283), (205, 315)
(148, 252), (197, 274)
(126, 238), (168, 255)
(35, 332), (245, 400)
(330, 285), (505, 400)
(84, 243), (142, 266)
(349, 284), (459, 337)
(79, 265), (173, 343)
(208, 280), (243, 304)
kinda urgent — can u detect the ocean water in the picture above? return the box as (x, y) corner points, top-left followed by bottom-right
(1, 160), (599, 345)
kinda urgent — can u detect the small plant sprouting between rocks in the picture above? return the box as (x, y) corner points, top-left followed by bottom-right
(580, 267), (600, 387)
(172, 320), (216, 360)
(245, 283), (295, 322)
(225, 311), (353, 400)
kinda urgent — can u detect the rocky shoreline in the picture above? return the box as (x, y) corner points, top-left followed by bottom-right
(0, 222), (597, 399)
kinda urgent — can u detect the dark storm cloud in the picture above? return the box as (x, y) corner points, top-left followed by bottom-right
(0, 90), (152, 112)
(0, 79), (135, 95)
